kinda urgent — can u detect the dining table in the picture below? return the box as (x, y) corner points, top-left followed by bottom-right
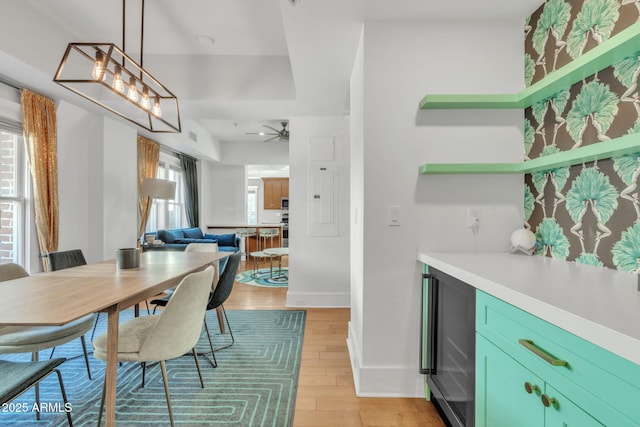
(0, 250), (229, 427)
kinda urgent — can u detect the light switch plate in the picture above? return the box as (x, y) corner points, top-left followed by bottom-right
(388, 205), (401, 226)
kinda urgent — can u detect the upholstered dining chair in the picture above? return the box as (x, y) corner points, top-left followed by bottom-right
(0, 263), (94, 381)
(92, 266), (214, 427)
(150, 242), (220, 309)
(48, 249), (102, 342)
(0, 357), (73, 426)
(150, 251), (241, 369)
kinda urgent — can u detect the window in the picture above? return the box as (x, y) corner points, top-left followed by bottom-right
(0, 120), (26, 264)
(247, 186), (258, 224)
(145, 154), (187, 232)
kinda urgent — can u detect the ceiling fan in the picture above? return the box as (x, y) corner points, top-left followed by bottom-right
(247, 121), (289, 142)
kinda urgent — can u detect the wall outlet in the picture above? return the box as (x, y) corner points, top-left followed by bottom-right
(467, 208), (480, 229)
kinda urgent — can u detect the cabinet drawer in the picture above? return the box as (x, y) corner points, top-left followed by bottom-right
(477, 291), (640, 425)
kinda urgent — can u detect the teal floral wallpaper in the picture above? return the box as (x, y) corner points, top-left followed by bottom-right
(524, 0), (640, 272)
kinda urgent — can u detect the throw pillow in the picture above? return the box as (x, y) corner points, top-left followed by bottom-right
(157, 229), (184, 243)
(182, 227), (204, 239)
(204, 233), (236, 247)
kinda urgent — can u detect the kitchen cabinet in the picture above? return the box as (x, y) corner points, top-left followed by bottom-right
(477, 335), (602, 427)
(476, 291), (640, 427)
(263, 178), (288, 210)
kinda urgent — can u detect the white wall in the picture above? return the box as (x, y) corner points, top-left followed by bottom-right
(199, 161), (247, 227)
(52, 105), (137, 268)
(348, 20), (525, 397)
(287, 116), (351, 307)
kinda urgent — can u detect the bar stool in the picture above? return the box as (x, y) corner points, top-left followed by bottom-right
(236, 228), (257, 260)
(259, 228), (279, 250)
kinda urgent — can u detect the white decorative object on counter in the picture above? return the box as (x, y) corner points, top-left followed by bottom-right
(510, 228), (536, 255)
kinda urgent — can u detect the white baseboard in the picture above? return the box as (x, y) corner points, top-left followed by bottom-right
(347, 321), (426, 398)
(285, 291), (350, 307)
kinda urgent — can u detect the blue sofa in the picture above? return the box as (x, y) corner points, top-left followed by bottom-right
(144, 227), (240, 253)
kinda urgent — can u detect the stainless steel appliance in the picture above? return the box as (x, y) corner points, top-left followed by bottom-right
(421, 269), (476, 427)
(281, 197), (289, 247)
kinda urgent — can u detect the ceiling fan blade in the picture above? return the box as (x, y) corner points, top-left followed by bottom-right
(263, 125), (280, 133)
(246, 132), (277, 136)
(264, 135), (280, 142)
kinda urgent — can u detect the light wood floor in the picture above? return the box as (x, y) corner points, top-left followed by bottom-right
(223, 259), (446, 427)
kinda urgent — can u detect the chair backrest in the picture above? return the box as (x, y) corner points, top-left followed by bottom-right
(48, 250), (87, 271)
(184, 243), (219, 253)
(0, 263), (29, 282)
(207, 251), (241, 310)
(138, 266), (214, 361)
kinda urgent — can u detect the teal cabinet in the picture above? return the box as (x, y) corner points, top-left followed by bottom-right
(476, 291), (640, 427)
(477, 335), (603, 427)
(477, 335), (544, 427)
(544, 384), (603, 427)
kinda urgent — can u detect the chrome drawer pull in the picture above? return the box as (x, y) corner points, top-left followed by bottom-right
(518, 339), (568, 367)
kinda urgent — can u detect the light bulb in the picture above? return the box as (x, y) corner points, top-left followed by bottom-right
(152, 97), (162, 117)
(127, 77), (138, 102)
(141, 86), (151, 110)
(112, 65), (125, 93)
(92, 52), (106, 81)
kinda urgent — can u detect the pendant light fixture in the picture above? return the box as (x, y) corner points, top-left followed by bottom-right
(53, 0), (181, 133)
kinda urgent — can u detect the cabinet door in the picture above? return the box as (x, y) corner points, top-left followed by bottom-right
(476, 335), (544, 427)
(543, 384), (604, 427)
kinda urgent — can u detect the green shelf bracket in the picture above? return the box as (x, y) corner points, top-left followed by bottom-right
(419, 22), (640, 110)
(419, 133), (640, 175)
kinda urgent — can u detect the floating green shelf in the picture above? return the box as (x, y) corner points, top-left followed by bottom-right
(419, 22), (640, 110)
(419, 133), (640, 174)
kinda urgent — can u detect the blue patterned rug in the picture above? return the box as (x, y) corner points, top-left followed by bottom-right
(236, 268), (288, 287)
(0, 309), (305, 426)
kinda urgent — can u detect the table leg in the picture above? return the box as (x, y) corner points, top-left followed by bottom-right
(104, 305), (120, 427)
(269, 255), (273, 278)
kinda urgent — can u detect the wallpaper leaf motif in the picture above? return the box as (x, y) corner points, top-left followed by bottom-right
(566, 167), (619, 253)
(576, 252), (604, 266)
(532, 89), (571, 146)
(524, 119), (535, 159)
(524, 186), (535, 224)
(613, 51), (640, 117)
(565, 167), (619, 223)
(532, 0), (572, 74)
(535, 218), (571, 259)
(532, 146), (571, 218)
(525, 53), (536, 87)
(613, 154), (640, 219)
(613, 51), (640, 87)
(566, 0), (620, 59)
(612, 222), (640, 272)
(565, 81), (619, 147)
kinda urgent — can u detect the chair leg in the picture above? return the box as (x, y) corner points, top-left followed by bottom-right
(32, 352), (41, 421)
(159, 360), (175, 427)
(53, 369), (74, 427)
(91, 313), (101, 341)
(98, 378), (106, 427)
(80, 335), (92, 379)
(201, 320), (218, 368)
(191, 348), (205, 388)
(215, 305), (235, 351)
(141, 361), (147, 388)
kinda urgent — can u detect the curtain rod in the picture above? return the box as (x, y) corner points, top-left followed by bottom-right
(0, 75), (23, 91)
(159, 145), (196, 161)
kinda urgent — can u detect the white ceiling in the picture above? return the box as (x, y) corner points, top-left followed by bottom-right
(3, 0), (541, 150)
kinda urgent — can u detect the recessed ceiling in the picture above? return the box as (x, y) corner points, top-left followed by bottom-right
(4, 0), (541, 150)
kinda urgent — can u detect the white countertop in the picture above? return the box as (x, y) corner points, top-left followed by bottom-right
(417, 251), (640, 366)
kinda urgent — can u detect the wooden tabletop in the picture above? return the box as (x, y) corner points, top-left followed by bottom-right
(0, 250), (230, 427)
(0, 251), (230, 326)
